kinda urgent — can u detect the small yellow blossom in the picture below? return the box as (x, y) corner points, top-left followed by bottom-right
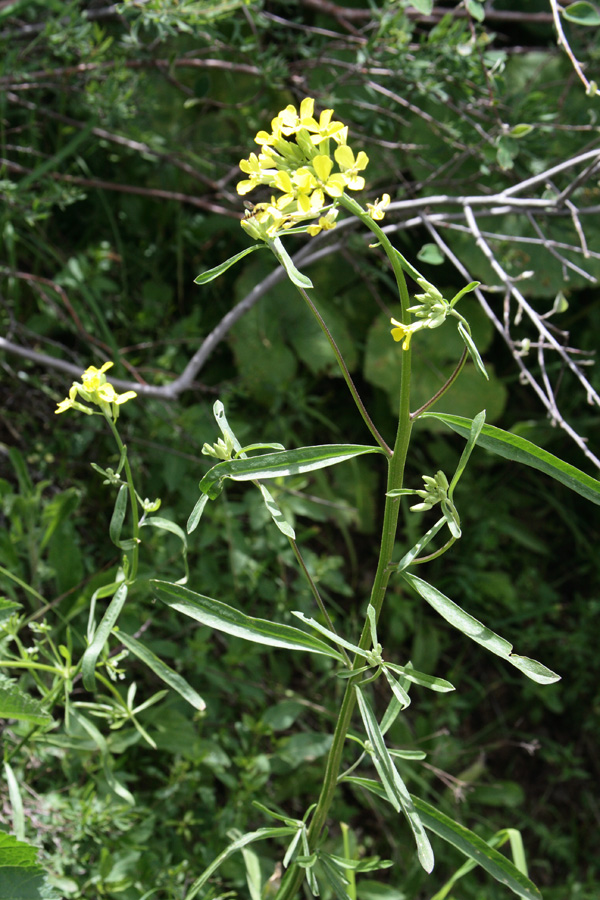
(55, 362), (137, 420)
(306, 210), (339, 236)
(367, 194), (391, 221)
(334, 145), (369, 190)
(312, 154), (347, 198)
(390, 318), (419, 351)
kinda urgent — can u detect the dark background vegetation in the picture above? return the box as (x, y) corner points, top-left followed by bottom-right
(1, 1), (599, 898)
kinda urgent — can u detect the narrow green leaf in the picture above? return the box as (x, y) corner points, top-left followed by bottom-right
(423, 412), (600, 506)
(213, 399), (243, 452)
(396, 518), (446, 571)
(355, 687), (434, 873)
(184, 827), (296, 900)
(258, 483), (296, 539)
(116, 630), (206, 711)
(194, 245), (267, 284)
(457, 321), (489, 380)
(238, 442), (286, 455)
(429, 827), (524, 900)
(384, 663), (455, 693)
(199, 444), (382, 499)
(411, 795), (542, 900)
(269, 236), (314, 289)
(82, 583), (129, 691)
(319, 855), (351, 900)
(0, 675), (51, 726)
(389, 748), (427, 760)
(380, 693), (403, 736)
(71, 711), (135, 804)
(109, 484), (128, 547)
(450, 281), (480, 306)
(449, 410), (485, 496)
(187, 493), (209, 534)
(381, 667), (411, 710)
(292, 611), (365, 657)
(401, 572), (560, 684)
(562, 1), (600, 24)
(4, 761), (25, 840)
(152, 581), (345, 662)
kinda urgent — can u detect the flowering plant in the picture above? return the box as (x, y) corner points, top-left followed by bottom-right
(43, 97), (600, 900)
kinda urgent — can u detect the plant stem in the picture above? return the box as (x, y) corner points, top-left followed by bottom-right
(105, 415), (140, 582)
(410, 347), (468, 419)
(297, 284), (391, 456)
(274, 200), (413, 900)
(289, 538), (351, 666)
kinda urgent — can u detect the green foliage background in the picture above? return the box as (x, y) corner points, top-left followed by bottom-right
(1, 1), (599, 898)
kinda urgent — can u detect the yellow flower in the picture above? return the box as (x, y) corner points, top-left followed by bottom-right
(306, 210), (338, 236)
(367, 194), (391, 221)
(308, 108), (346, 143)
(334, 145), (369, 190)
(81, 361), (114, 392)
(312, 154), (347, 198)
(390, 318), (418, 351)
(55, 362), (137, 420)
(237, 152), (277, 195)
(273, 98), (318, 136)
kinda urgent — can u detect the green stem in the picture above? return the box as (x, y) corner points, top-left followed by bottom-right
(410, 535), (457, 565)
(0, 660), (63, 675)
(410, 347), (468, 420)
(268, 237), (391, 456)
(288, 539), (351, 667)
(299, 284), (390, 455)
(105, 415), (140, 582)
(274, 197), (414, 900)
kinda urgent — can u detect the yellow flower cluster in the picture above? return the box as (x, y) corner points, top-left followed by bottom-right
(55, 362), (137, 421)
(237, 97), (370, 240)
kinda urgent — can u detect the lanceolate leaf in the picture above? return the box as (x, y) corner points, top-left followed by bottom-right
(355, 687), (434, 873)
(401, 572), (560, 684)
(457, 322), (489, 380)
(411, 795), (542, 900)
(269, 235), (314, 289)
(194, 244), (267, 284)
(199, 444), (382, 499)
(109, 483), (128, 547)
(152, 581), (345, 662)
(422, 412), (600, 506)
(342, 780), (541, 900)
(292, 611), (365, 657)
(116, 630), (206, 711)
(187, 492), (210, 534)
(384, 663), (455, 693)
(257, 483), (296, 539)
(82, 583), (129, 691)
